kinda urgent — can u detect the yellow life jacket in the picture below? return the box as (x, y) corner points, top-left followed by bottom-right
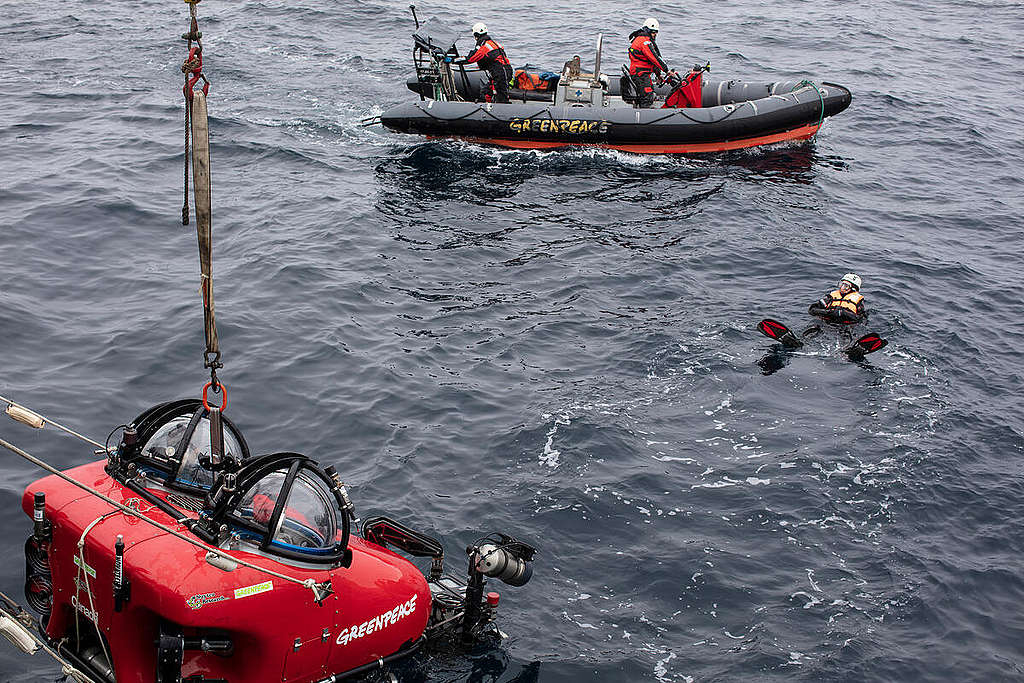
(826, 289), (864, 314)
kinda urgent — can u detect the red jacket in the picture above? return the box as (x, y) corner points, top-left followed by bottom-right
(467, 37), (510, 70)
(628, 31), (668, 75)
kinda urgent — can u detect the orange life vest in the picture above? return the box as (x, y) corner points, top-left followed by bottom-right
(826, 289), (864, 314)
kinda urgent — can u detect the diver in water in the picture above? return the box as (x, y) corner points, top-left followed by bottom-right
(808, 273), (867, 324)
(757, 272), (885, 373)
(461, 23), (514, 103)
(627, 17), (673, 108)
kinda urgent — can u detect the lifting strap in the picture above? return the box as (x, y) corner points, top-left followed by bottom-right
(177, 1), (222, 383)
(190, 90), (221, 377)
(180, 1), (224, 468)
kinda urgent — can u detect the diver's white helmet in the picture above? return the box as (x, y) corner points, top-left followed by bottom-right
(472, 22), (488, 36)
(643, 17), (660, 31)
(840, 273), (862, 290)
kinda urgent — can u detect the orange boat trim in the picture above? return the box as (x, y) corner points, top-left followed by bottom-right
(426, 123), (821, 154)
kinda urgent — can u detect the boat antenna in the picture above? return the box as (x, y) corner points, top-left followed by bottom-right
(410, 4), (420, 29)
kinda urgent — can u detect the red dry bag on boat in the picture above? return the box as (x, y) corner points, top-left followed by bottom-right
(663, 68), (703, 108)
(513, 69), (558, 91)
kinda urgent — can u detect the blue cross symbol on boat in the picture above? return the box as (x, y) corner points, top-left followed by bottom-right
(574, 89), (583, 97)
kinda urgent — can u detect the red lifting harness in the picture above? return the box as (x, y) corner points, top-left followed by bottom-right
(183, 46), (210, 100)
(181, 0), (210, 101)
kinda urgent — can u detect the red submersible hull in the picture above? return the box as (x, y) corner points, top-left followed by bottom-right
(5, 399), (536, 683)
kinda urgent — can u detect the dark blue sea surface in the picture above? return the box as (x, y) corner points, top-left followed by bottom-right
(2, 0), (1023, 681)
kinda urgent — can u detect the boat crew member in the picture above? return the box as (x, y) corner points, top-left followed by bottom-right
(628, 17), (672, 108)
(808, 273), (867, 323)
(461, 23), (514, 104)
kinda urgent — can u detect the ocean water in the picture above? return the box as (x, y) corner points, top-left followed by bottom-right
(1, 0), (1023, 681)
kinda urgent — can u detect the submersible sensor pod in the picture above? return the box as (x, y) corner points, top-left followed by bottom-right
(474, 542), (533, 587)
(462, 534), (536, 643)
(24, 491), (52, 620)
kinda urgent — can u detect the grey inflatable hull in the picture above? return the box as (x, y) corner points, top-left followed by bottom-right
(383, 79), (852, 153)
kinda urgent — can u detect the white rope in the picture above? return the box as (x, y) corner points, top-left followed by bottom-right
(123, 497), (156, 515)
(74, 512), (116, 666)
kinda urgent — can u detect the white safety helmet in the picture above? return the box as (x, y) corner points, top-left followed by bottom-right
(840, 273), (862, 290)
(472, 22), (488, 36)
(643, 17), (660, 32)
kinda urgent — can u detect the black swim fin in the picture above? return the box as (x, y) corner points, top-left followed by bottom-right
(845, 333), (888, 360)
(757, 319), (803, 349)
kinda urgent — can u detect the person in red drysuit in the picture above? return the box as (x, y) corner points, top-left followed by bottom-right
(628, 17), (673, 107)
(461, 22), (514, 103)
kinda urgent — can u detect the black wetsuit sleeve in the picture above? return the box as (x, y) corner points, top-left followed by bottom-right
(808, 296), (831, 315)
(839, 309), (863, 323)
(650, 43), (669, 72)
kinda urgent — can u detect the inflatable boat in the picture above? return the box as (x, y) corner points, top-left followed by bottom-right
(378, 17), (852, 154)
